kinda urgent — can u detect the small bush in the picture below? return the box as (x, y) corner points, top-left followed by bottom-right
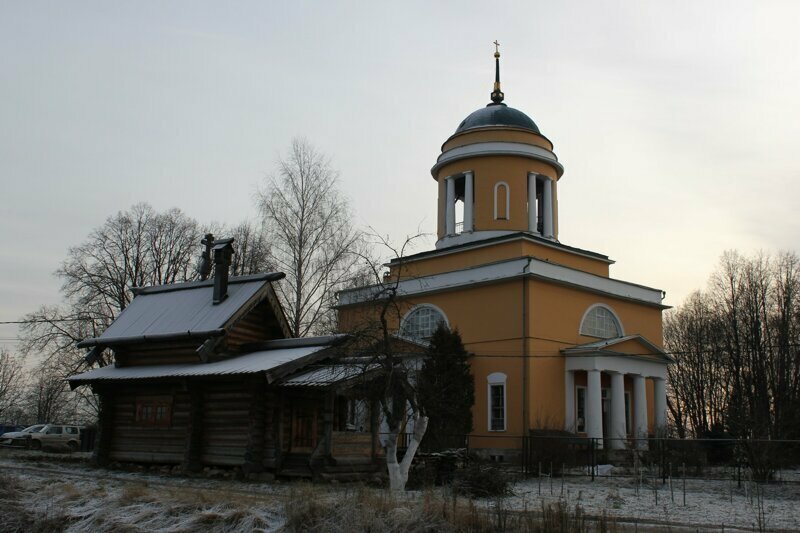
(452, 463), (511, 498)
(527, 429), (582, 476)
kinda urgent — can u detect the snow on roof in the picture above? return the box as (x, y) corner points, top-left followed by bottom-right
(78, 273), (283, 347)
(280, 362), (382, 387)
(68, 343), (331, 385)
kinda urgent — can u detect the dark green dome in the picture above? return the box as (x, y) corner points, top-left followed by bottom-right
(455, 103), (540, 135)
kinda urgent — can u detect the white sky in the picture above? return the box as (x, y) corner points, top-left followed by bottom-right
(2, 1), (799, 352)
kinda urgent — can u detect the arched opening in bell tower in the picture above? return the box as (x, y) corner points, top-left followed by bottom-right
(527, 173), (554, 239)
(444, 172), (474, 236)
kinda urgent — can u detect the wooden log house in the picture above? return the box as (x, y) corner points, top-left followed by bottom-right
(69, 240), (384, 480)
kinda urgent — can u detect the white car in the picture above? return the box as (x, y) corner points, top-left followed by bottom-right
(29, 424), (82, 451)
(0, 424), (46, 447)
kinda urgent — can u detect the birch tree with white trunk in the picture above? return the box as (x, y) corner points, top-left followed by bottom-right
(258, 138), (364, 337)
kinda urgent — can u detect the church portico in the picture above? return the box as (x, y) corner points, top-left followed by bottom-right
(563, 342), (670, 449)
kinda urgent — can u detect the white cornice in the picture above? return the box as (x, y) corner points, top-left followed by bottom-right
(338, 257), (665, 308)
(431, 141), (564, 177)
(419, 232), (613, 264)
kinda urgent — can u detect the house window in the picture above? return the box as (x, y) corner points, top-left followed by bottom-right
(487, 372), (507, 431)
(345, 398), (369, 432)
(136, 396), (173, 427)
(580, 305), (623, 339)
(494, 182), (510, 220)
(576, 386), (586, 432)
(400, 305), (448, 342)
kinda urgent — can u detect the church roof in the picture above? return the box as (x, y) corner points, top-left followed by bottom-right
(454, 103), (540, 135)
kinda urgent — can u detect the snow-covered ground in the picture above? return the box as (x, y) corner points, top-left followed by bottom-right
(506, 474), (800, 531)
(1, 450), (799, 531)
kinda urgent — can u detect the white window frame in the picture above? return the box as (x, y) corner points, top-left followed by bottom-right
(399, 304), (449, 342)
(493, 181), (510, 220)
(487, 372), (507, 432)
(579, 304), (624, 339)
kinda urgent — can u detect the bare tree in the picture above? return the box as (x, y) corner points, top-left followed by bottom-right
(341, 232), (430, 491)
(218, 219), (272, 276)
(19, 204), (201, 372)
(258, 138), (364, 337)
(664, 291), (729, 437)
(25, 360), (77, 424)
(666, 250), (800, 443)
(58, 203), (199, 316)
(0, 349), (26, 422)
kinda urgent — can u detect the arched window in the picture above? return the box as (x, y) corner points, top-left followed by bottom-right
(487, 372), (507, 431)
(399, 305), (448, 342)
(494, 181), (510, 220)
(579, 305), (623, 339)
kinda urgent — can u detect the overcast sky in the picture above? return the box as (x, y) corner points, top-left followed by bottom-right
(2, 1), (799, 353)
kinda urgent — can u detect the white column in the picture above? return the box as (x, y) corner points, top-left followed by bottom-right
(586, 369), (603, 449)
(653, 377), (667, 433)
(564, 370), (575, 432)
(609, 372), (626, 449)
(445, 177), (455, 235)
(527, 173), (538, 233)
(632, 374), (648, 449)
(542, 178), (554, 239)
(464, 172), (474, 233)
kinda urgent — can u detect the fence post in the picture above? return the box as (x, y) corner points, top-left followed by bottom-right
(522, 436), (528, 476)
(591, 438), (596, 482)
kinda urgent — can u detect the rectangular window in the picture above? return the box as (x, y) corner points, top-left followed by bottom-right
(136, 396), (173, 428)
(576, 387), (586, 432)
(489, 384), (506, 431)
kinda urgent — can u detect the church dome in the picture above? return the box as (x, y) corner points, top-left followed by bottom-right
(455, 103), (540, 135)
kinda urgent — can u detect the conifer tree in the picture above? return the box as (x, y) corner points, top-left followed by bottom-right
(418, 324), (474, 451)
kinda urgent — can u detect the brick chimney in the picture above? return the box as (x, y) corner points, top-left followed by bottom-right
(212, 238), (234, 304)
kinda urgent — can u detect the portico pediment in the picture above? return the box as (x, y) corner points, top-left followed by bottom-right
(561, 334), (674, 364)
(561, 335), (672, 382)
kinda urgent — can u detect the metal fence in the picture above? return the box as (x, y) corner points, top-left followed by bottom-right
(520, 435), (800, 483)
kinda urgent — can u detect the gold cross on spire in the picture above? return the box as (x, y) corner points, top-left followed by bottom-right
(491, 40), (504, 103)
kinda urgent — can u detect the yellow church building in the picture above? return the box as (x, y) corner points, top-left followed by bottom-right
(338, 49), (672, 459)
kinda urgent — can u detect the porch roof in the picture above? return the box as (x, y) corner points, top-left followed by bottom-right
(280, 361), (382, 388)
(68, 335), (348, 388)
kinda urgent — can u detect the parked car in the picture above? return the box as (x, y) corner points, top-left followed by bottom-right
(29, 424), (82, 451)
(0, 424), (46, 447)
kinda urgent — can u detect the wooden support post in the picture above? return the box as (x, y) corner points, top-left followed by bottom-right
(182, 383), (203, 473)
(370, 398), (380, 461)
(243, 377), (266, 476)
(323, 392), (334, 458)
(275, 389), (285, 471)
(93, 387), (114, 467)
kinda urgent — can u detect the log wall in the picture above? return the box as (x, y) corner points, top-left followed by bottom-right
(109, 384), (190, 464)
(200, 382), (251, 466)
(227, 300), (285, 351)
